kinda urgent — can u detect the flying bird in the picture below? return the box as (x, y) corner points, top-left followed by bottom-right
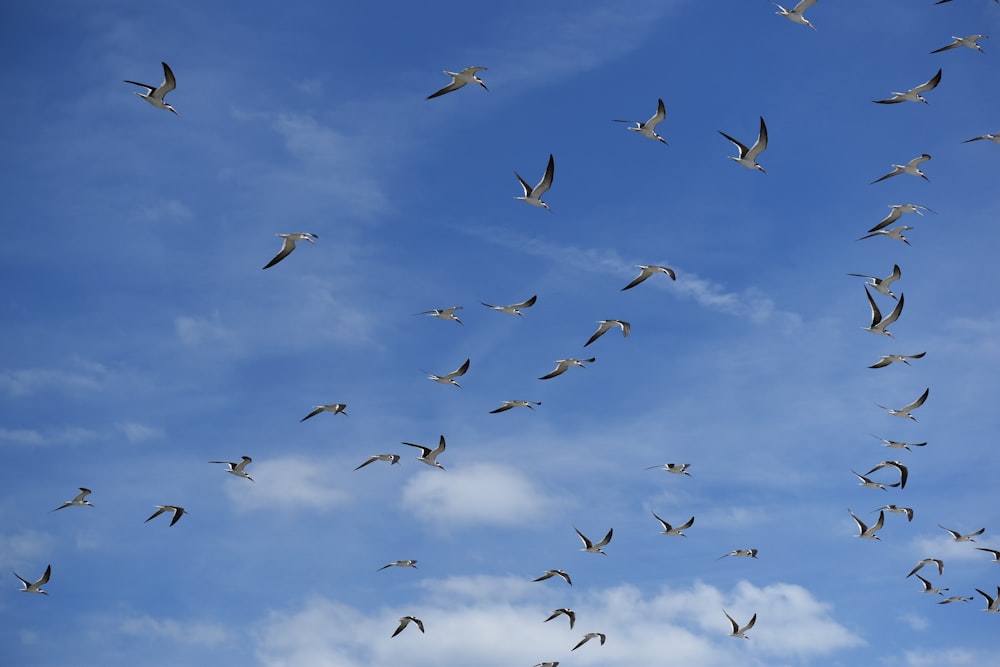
(852, 470), (899, 491)
(489, 400), (541, 414)
(850, 508), (885, 539)
(719, 116), (768, 172)
(392, 615), (425, 637)
(718, 549), (758, 559)
(871, 155), (931, 183)
(915, 574), (949, 595)
(652, 511), (695, 536)
(263, 232), (318, 269)
(976, 547), (1000, 562)
(300, 403), (348, 421)
(863, 287), (904, 337)
(876, 387), (929, 420)
(772, 0), (819, 29)
(51, 488), (94, 512)
(417, 306), (463, 324)
(575, 526), (614, 554)
(354, 454), (401, 471)
(401, 435), (447, 470)
(864, 460), (909, 489)
(724, 610), (756, 639)
(13, 565), (51, 595)
(907, 558), (944, 578)
(931, 35), (988, 53)
(144, 505), (188, 527)
(869, 352), (925, 369)
(543, 608), (575, 629)
(938, 524), (985, 542)
(426, 358), (471, 387)
(975, 587), (1000, 613)
(426, 66), (488, 100)
(848, 264), (901, 299)
(481, 295), (537, 317)
(873, 69), (942, 104)
(532, 569), (572, 585)
(613, 98), (668, 144)
(874, 504), (914, 522)
(515, 154), (555, 210)
(377, 560), (417, 571)
(208, 456), (254, 482)
(538, 357), (596, 380)
(939, 596), (973, 604)
(858, 225), (914, 246)
(123, 62), (178, 115)
(644, 463), (692, 476)
(583, 320), (630, 348)
(621, 265), (676, 291)
(571, 632), (606, 651)
(871, 435), (927, 451)
(963, 132), (1000, 144)
(868, 204), (934, 233)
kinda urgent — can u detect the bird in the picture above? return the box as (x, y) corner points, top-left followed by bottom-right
(868, 204), (935, 233)
(644, 463), (692, 476)
(858, 226), (914, 246)
(532, 570), (572, 585)
(300, 403), (347, 421)
(263, 232), (318, 269)
(651, 511), (694, 536)
(355, 454), (401, 471)
(208, 456), (254, 482)
(13, 565), (51, 595)
(915, 574), (949, 595)
(613, 98), (668, 144)
(963, 132), (1000, 144)
(426, 358), (471, 387)
(874, 504), (914, 522)
(480, 295), (537, 317)
(377, 560), (417, 571)
(931, 35), (988, 53)
(539, 357), (596, 380)
(873, 69), (942, 104)
(869, 352), (926, 369)
(975, 587), (1000, 613)
(852, 470), (899, 491)
(848, 264), (901, 299)
(401, 435), (447, 470)
(849, 508), (885, 539)
(575, 526), (614, 554)
(426, 67), (488, 100)
(719, 116), (768, 172)
(976, 547), (1000, 562)
(772, 0), (819, 29)
(489, 400), (541, 414)
(621, 265), (676, 291)
(533, 663), (559, 667)
(938, 525), (985, 542)
(514, 154), (555, 210)
(871, 155), (931, 183)
(718, 549), (759, 559)
(876, 387), (929, 420)
(543, 608), (575, 629)
(571, 632), (606, 651)
(144, 505), (188, 526)
(864, 460), (909, 489)
(123, 62), (178, 115)
(584, 320), (630, 347)
(938, 596), (973, 604)
(51, 488), (94, 512)
(863, 287), (904, 337)
(392, 616), (425, 637)
(417, 306), (463, 324)
(871, 435), (927, 451)
(724, 610), (756, 639)
(907, 559), (945, 578)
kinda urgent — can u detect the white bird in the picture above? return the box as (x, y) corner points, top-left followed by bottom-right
(300, 403), (347, 421)
(584, 320), (630, 347)
(874, 504), (914, 522)
(401, 435), (447, 470)
(532, 569), (572, 585)
(613, 98), (668, 144)
(644, 463), (692, 476)
(939, 596), (973, 604)
(938, 524), (985, 542)
(426, 358), (470, 387)
(417, 306), (463, 324)
(426, 66), (488, 100)
(850, 508), (885, 539)
(571, 632), (606, 651)
(865, 460), (909, 489)
(621, 265), (676, 291)
(355, 454), (401, 471)
(544, 608), (576, 629)
(208, 456), (254, 482)
(868, 204), (935, 233)
(907, 558), (944, 578)
(652, 511), (694, 536)
(724, 610), (756, 639)
(575, 526), (614, 554)
(848, 264), (901, 299)
(858, 225), (914, 246)
(51, 487), (94, 512)
(852, 470), (899, 491)
(534, 663), (559, 667)
(377, 560), (417, 571)
(975, 587), (1000, 613)
(718, 549), (758, 559)
(489, 400), (541, 414)
(392, 615), (425, 637)
(538, 357), (596, 380)
(772, 0), (819, 29)
(145, 505), (188, 527)
(124, 62), (178, 114)
(263, 232), (318, 269)
(481, 295), (537, 317)
(863, 287), (904, 337)
(874, 69), (942, 104)
(871, 435), (927, 451)
(719, 117), (768, 172)
(513, 153), (555, 211)
(931, 35), (988, 53)
(963, 132), (1000, 144)
(915, 573), (949, 595)
(976, 547), (1000, 562)
(876, 387), (929, 420)
(869, 352), (926, 369)
(871, 155), (931, 183)
(13, 565), (51, 595)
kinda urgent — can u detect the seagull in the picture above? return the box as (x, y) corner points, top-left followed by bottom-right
(869, 352), (926, 369)
(963, 132), (1000, 144)
(876, 387), (929, 420)
(300, 403), (347, 421)
(208, 456), (254, 482)
(480, 295), (537, 317)
(772, 0), (819, 29)
(489, 400), (541, 414)
(124, 62), (178, 115)
(863, 287), (904, 337)
(915, 573), (949, 595)
(907, 558), (945, 578)
(538, 357), (596, 380)
(850, 508), (885, 539)
(931, 35), (988, 53)
(575, 526), (614, 554)
(975, 587), (1000, 613)
(144, 505), (188, 526)
(874, 69), (942, 104)
(718, 549), (758, 559)
(871, 155), (931, 183)
(976, 547), (1000, 562)
(543, 608), (576, 629)
(874, 504), (914, 522)
(644, 463), (692, 476)
(13, 565), (51, 595)
(871, 435), (927, 451)
(515, 154), (555, 210)
(426, 358), (470, 387)
(532, 570), (572, 585)
(51, 488), (94, 512)
(584, 320), (630, 347)
(865, 460), (909, 489)
(848, 264), (901, 299)
(621, 265), (676, 291)
(426, 67), (488, 100)
(852, 470), (900, 491)
(401, 435), (447, 470)
(392, 615), (425, 637)
(533, 663), (559, 667)
(613, 98), (668, 144)
(417, 306), (463, 324)
(377, 560), (417, 571)
(263, 232), (318, 269)
(939, 596), (973, 604)
(355, 454), (401, 471)
(724, 610), (756, 639)
(652, 511), (694, 536)
(858, 225), (914, 246)
(571, 632), (606, 651)
(938, 524), (985, 542)
(868, 204), (935, 233)
(719, 116), (768, 173)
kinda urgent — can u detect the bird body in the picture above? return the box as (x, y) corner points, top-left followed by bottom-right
(490, 400), (541, 414)
(939, 524), (985, 542)
(575, 526), (614, 554)
(14, 565), (51, 594)
(515, 155), (555, 209)
(355, 454), (401, 471)
(377, 560), (417, 571)
(572, 632), (606, 651)
(931, 35), (988, 54)
(402, 436), (447, 469)
(864, 288), (904, 337)
(51, 488), (94, 511)
(539, 358), (596, 380)
(533, 569), (572, 585)
(652, 511), (694, 536)
(426, 358), (470, 387)
(614, 98), (668, 143)
(427, 67), (488, 99)
(873, 69), (942, 104)
(849, 264), (901, 299)
(724, 610), (756, 638)
(145, 505), (188, 526)
(263, 233), (318, 269)
(869, 352), (925, 369)
(719, 117), (768, 172)
(850, 508), (885, 539)
(876, 388), (929, 420)
(584, 320), (630, 347)
(871, 155), (931, 183)
(418, 306), (463, 324)
(124, 62), (178, 114)
(543, 608), (575, 629)
(772, 0), (819, 29)
(481, 295), (537, 317)
(301, 403), (347, 421)
(208, 456), (254, 482)
(392, 615), (425, 636)
(621, 265), (676, 291)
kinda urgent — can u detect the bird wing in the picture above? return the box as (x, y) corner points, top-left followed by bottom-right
(901, 387), (929, 412)
(426, 79), (465, 100)
(533, 154), (555, 196)
(719, 130), (750, 157)
(263, 237), (296, 269)
(913, 69), (942, 94)
(746, 117), (768, 160)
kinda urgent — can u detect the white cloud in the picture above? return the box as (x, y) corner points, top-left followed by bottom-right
(119, 614), (229, 646)
(0, 530), (56, 570)
(905, 648), (986, 666)
(0, 360), (108, 396)
(224, 457), (351, 512)
(0, 427), (45, 446)
(175, 311), (230, 346)
(0, 426), (97, 447)
(118, 421), (165, 443)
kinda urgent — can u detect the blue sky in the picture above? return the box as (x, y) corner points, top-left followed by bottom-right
(2, 0), (1000, 665)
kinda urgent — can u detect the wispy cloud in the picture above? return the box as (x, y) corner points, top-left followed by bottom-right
(175, 311), (231, 346)
(0, 530), (57, 570)
(0, 426), (98, 447)
(0, 360), (109, 397)
(224, 457), (351, 512)
(117, 422), (165, 444)
(119, 614), (230, 646)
